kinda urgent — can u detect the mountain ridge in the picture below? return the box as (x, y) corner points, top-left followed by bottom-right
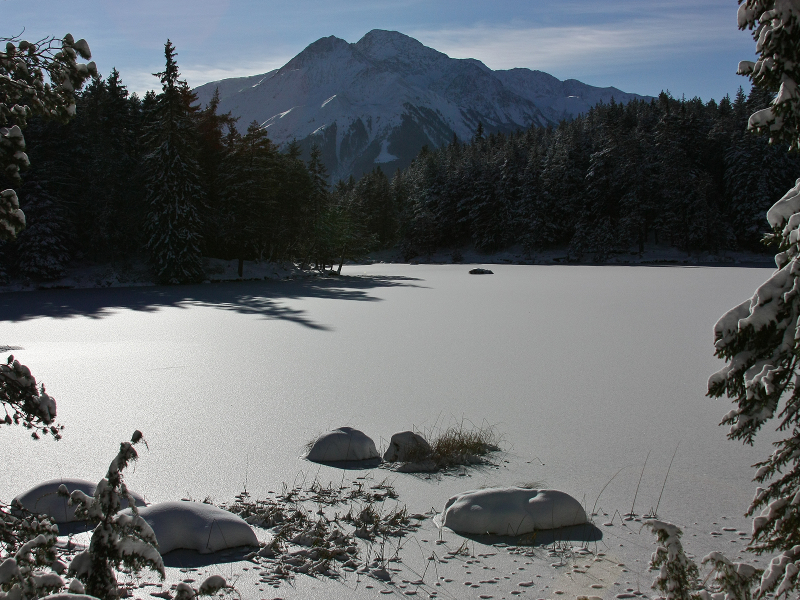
(194, 30), (651, 181)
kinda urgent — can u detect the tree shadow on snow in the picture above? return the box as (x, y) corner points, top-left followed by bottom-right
(454, 522), (603, 548)
(0, 275), (425, 331)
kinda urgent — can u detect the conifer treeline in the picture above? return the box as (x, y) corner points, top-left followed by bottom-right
(1, 44), (362, 283)
(3, 49), (798, 284)
(391, 88), (800, 261)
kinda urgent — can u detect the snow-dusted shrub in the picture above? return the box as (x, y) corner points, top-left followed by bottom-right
(440, 487), (587, 535)
(305, 427), (379, 463)
(646, 522), (762, 600)
(66, 431), (164, 599)
(646, 520), (699, 600)
(130, 502), (258, 554)
(696, 551), (761, 600)
(0, 502), (63, 600)
(0, 355), (61, 440)
(14, 479), (145, 524)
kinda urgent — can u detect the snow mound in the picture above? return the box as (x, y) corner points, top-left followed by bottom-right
(440, 487), (587, 535)
(383, 431), (430, 462)
(14, 478), (145, 523)
(42, 595), (99, 600)
(305, 427), (380, 462)
(131, 501), (258, 554)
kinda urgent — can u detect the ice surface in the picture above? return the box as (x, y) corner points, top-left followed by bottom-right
(128, 501), (258, 554)
(440, 488), (587, 535)
(0, 265), (776, 539)
(14, 478), (145, 523)
(305, 427), (379, 463)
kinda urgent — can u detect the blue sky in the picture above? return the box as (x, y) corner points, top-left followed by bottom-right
(6, 0), (756, 102)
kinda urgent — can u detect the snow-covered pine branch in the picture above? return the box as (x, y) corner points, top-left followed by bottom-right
(0, 354), (61, 440)
(0, 32), (95, 241)
(737, 0), (800, 150)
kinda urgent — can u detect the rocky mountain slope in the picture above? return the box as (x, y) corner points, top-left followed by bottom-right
(194, 30), (650, 181)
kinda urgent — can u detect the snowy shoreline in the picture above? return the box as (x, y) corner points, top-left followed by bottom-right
(0, 245), (775, 295)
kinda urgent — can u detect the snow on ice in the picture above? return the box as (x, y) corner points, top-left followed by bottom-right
(305, 427), (380, 463)
(14, 479), (145, 523)
(128, 501), (258, 554)
(439, 487), (587, 535)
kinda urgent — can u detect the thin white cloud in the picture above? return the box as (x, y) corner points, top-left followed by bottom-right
(182, 60), (290, 89)
(117, 57), (292, 98)
(410, 15), (742, 76)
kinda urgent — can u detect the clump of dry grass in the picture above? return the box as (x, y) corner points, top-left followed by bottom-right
(398, 421), (501, 471)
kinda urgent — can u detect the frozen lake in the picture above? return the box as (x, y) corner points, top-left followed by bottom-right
(0, 264), (776, 547)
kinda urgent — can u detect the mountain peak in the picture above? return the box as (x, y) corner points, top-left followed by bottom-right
(195, 30), (651, 181)
(284, 35), (352, 69)
(355, 29), (445, 64)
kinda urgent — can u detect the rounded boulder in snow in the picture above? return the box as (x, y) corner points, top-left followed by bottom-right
(305, 427), (380, 463)
(440, 487), (587, 535)
(14, 478), (146, 523)
(383, 430), (431, 462)
(131, 501), (258, 554)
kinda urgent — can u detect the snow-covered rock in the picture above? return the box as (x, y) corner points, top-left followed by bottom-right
(383, 431), (431, 462)
(440, 487), (587, 535)
(14, 478), (145, 523)
(305, 427), (380, 462)
(130, 501), (258, 554)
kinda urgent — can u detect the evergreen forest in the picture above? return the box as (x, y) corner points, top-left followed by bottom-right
(3, 45), (798, 285)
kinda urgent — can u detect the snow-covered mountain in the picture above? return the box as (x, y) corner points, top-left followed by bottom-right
(194, 30), (650, 181)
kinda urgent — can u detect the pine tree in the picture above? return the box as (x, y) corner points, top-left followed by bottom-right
(307, 144), (331, 268)
(220, 121), (277, 270)
(13, 181), (71, 280)
(142, 41), (205, 284)
(196, 88), (236, 259)
(708, 2), (800, 597)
